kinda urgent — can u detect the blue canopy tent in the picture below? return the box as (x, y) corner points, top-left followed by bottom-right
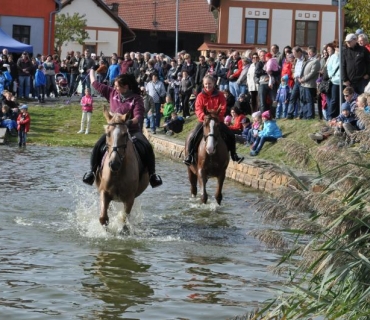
(0, 27), (33, 54)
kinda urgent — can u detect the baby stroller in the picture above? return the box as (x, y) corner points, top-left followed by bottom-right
(55, 73), (69, 96)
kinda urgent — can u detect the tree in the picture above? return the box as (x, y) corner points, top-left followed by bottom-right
(54, 13), (89, 57)
(345, 0), (370, 34)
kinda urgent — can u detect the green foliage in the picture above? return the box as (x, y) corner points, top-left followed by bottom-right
(345, 0), (370, 34)
(54, 13), (89, 57)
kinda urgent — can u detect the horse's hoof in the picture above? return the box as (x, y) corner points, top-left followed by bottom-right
(120, 224), (130, 236)
(99, 217), (109, 226)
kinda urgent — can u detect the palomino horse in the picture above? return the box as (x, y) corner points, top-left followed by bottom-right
(185, 110), (230, 205)
(95, 108), (149, 226)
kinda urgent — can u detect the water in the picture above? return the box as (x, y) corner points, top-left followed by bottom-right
(0, 145), (284, 319)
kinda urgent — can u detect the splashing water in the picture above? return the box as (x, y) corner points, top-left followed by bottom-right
(64, 182), (145, 239)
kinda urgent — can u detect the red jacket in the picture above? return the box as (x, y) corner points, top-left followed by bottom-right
(195, 89), (226, 122)
(228, 114), (245, 131)
(17, 112), (31, 132)
(281, 61), (294, 88)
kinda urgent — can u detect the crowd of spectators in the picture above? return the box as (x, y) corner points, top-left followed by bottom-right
(2, 28), (370, 151)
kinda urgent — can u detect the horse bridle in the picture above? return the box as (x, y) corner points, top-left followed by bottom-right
(106, 122), (130, 164)
(203, 117), (219, 143)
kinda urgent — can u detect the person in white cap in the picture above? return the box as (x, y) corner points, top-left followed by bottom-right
(342, 33), (370, 94)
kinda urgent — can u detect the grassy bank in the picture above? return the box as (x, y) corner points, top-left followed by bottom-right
(20, 100), (326, 171)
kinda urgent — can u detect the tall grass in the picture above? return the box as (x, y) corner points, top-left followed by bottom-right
(243, 118), (370, 319)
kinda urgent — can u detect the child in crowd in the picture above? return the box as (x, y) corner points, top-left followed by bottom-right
(245, 111), (262, 146)
(78, 88), (93, 134)
(162, 112), (184, 136)
(224, 115), (232, 126)
(2, 90), (19, 111)
(228, 106), (245, 134)
(329, 102), (358, 141)
(239, 117), (251, 144)
(274, 75), (291, 119)
(0, 104), (17, 135)
(250, 110), (282, 156)
(105, 58), (120, 87)
(173, 73), (182, 113)
(35, 65), (46, 103)
(162, 94), (175, 123)
(355, 94), (370, 130)
(17, 104), (31, 147)
(264, 53), (280, 87)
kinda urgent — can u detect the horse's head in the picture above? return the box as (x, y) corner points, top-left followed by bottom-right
(104, 108), (130, 172)
(203, 109), (221, 155)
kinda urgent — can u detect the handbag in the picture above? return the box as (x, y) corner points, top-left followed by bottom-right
(319, 65), (339, 94)
(152, 83), (165, 104)
(318, 79), (332, 94)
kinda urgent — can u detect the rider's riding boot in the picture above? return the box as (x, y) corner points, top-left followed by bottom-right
(231, 153), (244, 164)
(149, 173), (162, 188)
(82, 171), (95, 185)
(183, 154), (193, 166)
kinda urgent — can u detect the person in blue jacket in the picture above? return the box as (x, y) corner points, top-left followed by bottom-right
(250, 110), (282, 156)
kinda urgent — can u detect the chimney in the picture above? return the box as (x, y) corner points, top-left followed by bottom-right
(110, 2), (119, 15)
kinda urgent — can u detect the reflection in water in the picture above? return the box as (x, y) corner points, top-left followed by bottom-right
(82, 249), (153, 318)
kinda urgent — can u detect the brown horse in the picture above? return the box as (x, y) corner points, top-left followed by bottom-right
(185, 110), (230, 205)
(95, 108), (149, 226)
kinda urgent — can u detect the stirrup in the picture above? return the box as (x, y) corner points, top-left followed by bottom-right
(232, 154), (244, 164)
(183, 155), (193, 166)
(82, 171), (95, 186)
(150, 174), (162, 188)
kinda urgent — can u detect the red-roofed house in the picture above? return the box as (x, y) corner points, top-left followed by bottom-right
(0, 0), (60, 55)
(105, 0), (217, 57)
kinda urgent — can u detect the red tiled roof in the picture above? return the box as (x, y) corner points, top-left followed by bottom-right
(105, 0), (217, 34)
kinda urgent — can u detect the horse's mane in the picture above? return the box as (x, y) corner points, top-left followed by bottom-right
(107, 112), (129, 125)
(110, 113), (124, 123)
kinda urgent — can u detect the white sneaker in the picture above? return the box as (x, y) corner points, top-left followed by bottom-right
(85, 131), (89, 134)
(77, 130), (84, 134)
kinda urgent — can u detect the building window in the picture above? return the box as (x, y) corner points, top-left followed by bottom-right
(84, 45), (97, 55)
(245, 19), (268, 45)
(13, 25), (31, 44)
(295, 21), (318, 47)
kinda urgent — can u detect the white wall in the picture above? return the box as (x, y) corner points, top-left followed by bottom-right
(321, 12), (336, 48)
(228, 7), (243, 44)
(271, 9), (293, 51)
(233, 0), (332, 5)
(59, 0), (120, 57)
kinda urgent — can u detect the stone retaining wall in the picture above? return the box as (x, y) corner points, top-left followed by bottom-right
(146, 130), (293, 194)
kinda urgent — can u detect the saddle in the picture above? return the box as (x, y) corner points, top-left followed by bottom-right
(99, 137), (146, 177)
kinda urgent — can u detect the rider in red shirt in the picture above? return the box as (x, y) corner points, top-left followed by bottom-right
(183, 75), (244, 166)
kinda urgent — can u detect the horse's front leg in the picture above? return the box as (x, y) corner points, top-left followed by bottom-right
(188, 167), (197, 198)
(123, 197), (135, 216)
(215, 171), (226, 205)
(99, 192), (111, 226)
(198, 169), (208, 204)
